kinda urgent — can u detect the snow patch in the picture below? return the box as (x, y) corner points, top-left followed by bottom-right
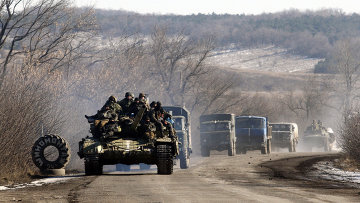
(308, 161), (360, 188)
(0, 175), (79, 191)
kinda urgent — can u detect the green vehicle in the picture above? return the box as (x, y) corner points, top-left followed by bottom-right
(78, 108), (179, 175)
(200, 114), (236, 157)
(163, 106), (192, 169)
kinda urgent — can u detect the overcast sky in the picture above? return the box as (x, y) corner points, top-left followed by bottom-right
(74, 0), (360, 15)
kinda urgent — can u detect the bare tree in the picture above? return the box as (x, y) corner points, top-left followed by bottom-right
(148, 26), (215, 105)
(0, 0), (96, 87)
(331, 38), (360, 120)
(282, 75), (330, 121)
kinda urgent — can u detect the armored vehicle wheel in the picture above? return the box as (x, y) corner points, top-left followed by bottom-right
(85, 156), (103, 175)
(180, 136), (190, 169)
(266, 139), (271, 154)
(261, 144), (267, 154)
(157, 144), (173, 175)
(201, 145), (210, 157)
(32, 134), (71, 170)
(228, 140), (235, 156)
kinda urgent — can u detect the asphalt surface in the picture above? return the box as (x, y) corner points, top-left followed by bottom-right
(1, 151), (359, 202)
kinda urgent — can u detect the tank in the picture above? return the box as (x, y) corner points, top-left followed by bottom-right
(302, 120), (335, 152)
(78, 107), (179, 175)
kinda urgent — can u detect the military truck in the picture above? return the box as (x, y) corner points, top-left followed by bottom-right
(302, 120), (335, 152)
(200, 114), (236, 157)
(235, 116), (272, 154)
(78, 107), (179, 175)
(269, 123), (298, 152)
(163, 106), (192, 169)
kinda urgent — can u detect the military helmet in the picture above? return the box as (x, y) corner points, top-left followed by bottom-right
(125, 92), (134, 98)
(139, 93), (146, 98)
(109, 95), (116, 102)
(150, 101), (157, 108)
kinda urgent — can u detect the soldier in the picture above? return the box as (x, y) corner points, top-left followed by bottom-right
(138, 93), (150, 110)
(118, 92), (134, 115)
(148, 101), (164, 137)
(156, 101), (175, 139)
(128, 97), (142, 117)
(86, 95), (122, 121)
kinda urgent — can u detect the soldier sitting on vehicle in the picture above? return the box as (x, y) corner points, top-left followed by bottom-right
(85, 95), (122, 122)
(156, 101), (175, 139)
(118, 92), (134, 115)
(148, 101), (164, 137)
(138, 93), (150, 110)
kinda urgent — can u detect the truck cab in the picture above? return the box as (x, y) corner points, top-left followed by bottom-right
(270, 122), (298, 152)
(200, 114), (236, 157)
(163, 106), (192, 169)
(235, 116), (271, 154)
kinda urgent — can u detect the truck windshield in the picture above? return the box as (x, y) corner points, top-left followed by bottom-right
(173, 118), (184, 131)
(201, 122), (230, 132)
(236, 118), (265, 128)
(271, 124), (291, 131)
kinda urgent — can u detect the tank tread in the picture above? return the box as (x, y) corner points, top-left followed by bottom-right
(85, 155), (103, 175)
(156, 144), (173, 175)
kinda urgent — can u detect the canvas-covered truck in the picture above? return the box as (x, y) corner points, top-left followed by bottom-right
(200, 114), (236, 157)
(78, 107), (179, 175)
(270, 123), (298, 152)
(163, 106), (192, 169)
(235, 116), (272, 154)
(302, 120), (335, 152)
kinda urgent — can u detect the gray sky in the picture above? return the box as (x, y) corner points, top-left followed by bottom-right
(74, 0), (360, 15)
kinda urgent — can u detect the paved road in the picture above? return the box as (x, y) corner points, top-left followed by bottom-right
(1, 152), (359, 202)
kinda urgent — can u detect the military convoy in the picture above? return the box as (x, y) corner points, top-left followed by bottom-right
(302, 120), (335, 152)
(200, 114), (236, 157)
(270, 123), (298, 152)
(78, 107), (179, 175)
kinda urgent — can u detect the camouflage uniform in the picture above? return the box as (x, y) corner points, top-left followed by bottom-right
(118, 92), (134, 115)
(148, 102), (164, 137)
(156, 101), (175, 139)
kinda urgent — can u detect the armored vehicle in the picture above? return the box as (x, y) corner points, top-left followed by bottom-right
(235, 116), (272, 154)
(163, 106), (192, 169)
(270, 123), (298, 152)
(200, 114), (236, 157)
(302, 120), (335, 152)
(78, 107), (179, 175)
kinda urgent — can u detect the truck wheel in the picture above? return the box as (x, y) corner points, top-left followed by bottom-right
(201, 145), (210, 157)
(288, 140), (294, 152)
(157, 144), (173, 175)
(261, 144), (267, 154)
(32, 134), (71, 170)
(85, 156), (103, 175)
(241, 148), (247, 154)
(180, 135), (190, 169)
(266, 139), (271, 154)
(228, 141), (235, 156)
(293, 140), (297, 152)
